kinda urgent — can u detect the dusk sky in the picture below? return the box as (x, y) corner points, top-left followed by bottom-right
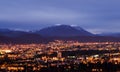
(0, 0), (120, 34)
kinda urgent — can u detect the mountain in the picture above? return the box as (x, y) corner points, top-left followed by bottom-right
(13, 33), (53, 44)
(35, 25), (93, 37)
(0, 35), (13, 43)
(0, 25), (120, 44)
(0, 29), (29, 38)
(0, 29), (52, 44)
(50, 36), (120, 42)
(73, 26), (93, 36)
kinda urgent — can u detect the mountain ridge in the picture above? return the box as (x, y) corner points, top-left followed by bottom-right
(0, 25), (120, 44)
(35, 25), (93, 37)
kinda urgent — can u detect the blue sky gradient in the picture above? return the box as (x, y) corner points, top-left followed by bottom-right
(0, 0), (120, 34)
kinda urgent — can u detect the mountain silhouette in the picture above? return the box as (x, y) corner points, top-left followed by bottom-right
(35, 25), (93, 37)
(0, 25), (120, 44)
(0, 29), (52, 44)
(0, 29), (30, 38)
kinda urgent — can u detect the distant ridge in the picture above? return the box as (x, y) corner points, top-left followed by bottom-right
(0, 25), (120, 44)
(35, 25), (93, 37)
(0, 29), (52, 44)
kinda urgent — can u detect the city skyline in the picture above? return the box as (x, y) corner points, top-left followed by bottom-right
(0, 0), (120, 34)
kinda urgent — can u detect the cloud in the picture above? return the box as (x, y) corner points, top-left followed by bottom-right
(0, 6), (88, 24)
(86, 28), (113, 34)
(0, 0), (120, 33)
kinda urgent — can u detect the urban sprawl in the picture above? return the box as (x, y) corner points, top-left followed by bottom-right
(0, 40), (120, 72)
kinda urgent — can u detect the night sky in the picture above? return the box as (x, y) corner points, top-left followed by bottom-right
(0, 0), (120, 34)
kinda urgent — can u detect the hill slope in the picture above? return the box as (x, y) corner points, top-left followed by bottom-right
(36, 25), (93, 37)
